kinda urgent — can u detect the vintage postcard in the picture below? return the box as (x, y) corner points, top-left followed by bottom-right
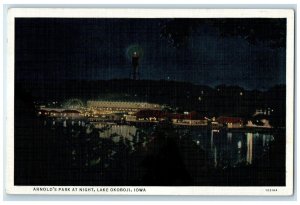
(5, 8), (294, 195)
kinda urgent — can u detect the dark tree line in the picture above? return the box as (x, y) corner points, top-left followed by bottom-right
(160, 18), (286, 49)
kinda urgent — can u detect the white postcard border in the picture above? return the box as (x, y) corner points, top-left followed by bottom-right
(5, 8), (295, 195)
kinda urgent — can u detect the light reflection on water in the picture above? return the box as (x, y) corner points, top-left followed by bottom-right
(46, 119), (275, 169)
(94, 123), (275, 169)
(184, 128), (274, 168)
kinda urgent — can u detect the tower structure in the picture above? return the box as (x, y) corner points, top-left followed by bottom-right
(131, 51), (140, 80)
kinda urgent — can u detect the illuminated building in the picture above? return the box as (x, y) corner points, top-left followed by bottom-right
(216, 116), (243, 128)
(61, 110), (81, 118)
(87, 101), (162, 113)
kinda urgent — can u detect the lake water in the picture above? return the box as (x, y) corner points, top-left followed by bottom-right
(52, 119), (275, 170)
(181, 128), (275, 169)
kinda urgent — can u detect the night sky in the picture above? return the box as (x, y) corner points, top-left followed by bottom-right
(15, 18), (286, 90)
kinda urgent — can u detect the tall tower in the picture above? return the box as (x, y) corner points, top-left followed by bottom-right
(126, 44), (143, 80)
(131, 51), (139, 80)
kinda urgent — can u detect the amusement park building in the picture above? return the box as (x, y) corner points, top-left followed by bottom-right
(87, 100), (162, 112)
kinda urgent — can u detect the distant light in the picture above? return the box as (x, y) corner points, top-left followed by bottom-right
(238, 141), (242, 149)
(240, 92), (243, 96)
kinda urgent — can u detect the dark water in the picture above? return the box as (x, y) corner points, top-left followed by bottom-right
(14, 118), (285, 186)
(181, 128), (275, 169)
(92, 122), (276, 169)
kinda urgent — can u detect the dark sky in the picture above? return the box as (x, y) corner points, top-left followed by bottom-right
(15, 18), (286, 90)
